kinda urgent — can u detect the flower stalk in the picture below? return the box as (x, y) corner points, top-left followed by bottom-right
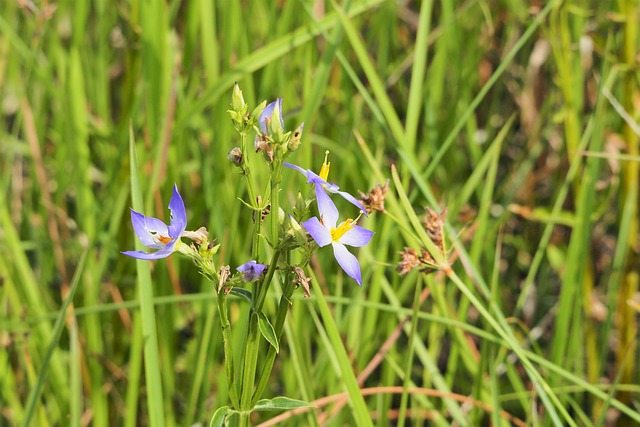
(123, 88), (374, 426)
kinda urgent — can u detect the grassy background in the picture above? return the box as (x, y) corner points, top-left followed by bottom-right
(1, 0), (639, 425)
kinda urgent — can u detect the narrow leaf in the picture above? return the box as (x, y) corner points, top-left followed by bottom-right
(254, 396), (315, 412)
(258, 313), (279, 353)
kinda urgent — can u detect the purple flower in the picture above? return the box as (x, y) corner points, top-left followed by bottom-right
(237, 260), (267, 282)
(122, 184), (187, 260)
(258, 98), (284, 135)
(301, 188), (374, 286)
(284, 160), (367, 215)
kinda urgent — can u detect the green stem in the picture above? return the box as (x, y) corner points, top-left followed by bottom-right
(252, 279), (295, 405)
(239, 250), (283, 414)
(240, 310), (261, 412)
(255, 250), (282, 312)
(240, 132), (258, 205)
(238, 411), (250, 427)
(270, 160), (282, 246)
(238, 157), (284, 417)
(218, 292), (240, 409)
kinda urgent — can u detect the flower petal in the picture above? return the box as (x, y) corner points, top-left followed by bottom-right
(259, 100), (277, 133)
(258, 99), (284, 134)
(339, 225), (374, 247)
(315, 185), (339, 228)
(335, 190), (368, 216)
(168, 184), (187, 238)
(283, 162), (308, 176)
(301, 217), (332, 247)
(130, 209), (170, 249)
(121, 249), (173, 260)
(275, 98), (284, 129)
(332, 242), (362, 286)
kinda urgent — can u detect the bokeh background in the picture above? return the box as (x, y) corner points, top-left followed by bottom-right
(1, 0), (639, 426)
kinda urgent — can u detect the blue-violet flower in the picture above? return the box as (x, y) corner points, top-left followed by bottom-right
(122, 184), (187, 260)
(258, 98), (284, 136)
(237, 260), (267, 282)
(301, 187), (374, 286)
(284, 153), (367, 215)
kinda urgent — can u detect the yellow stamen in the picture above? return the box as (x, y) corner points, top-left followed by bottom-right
(319, 150), (330, 181)
(331, 219), (355, 241)
(330, 212), (363, 242)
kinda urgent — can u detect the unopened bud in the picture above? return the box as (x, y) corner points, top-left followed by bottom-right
(231, 82), (246, 112)
(227, 147), (243, 167)
(289, 122), (304, 151)
(250, 100), (267, 123)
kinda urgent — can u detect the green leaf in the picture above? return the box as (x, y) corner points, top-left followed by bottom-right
(253, 396), (315, 412)
(209, 406), (235, 427)
(228, 287), (252, 303)
(257, 313), (279, 353)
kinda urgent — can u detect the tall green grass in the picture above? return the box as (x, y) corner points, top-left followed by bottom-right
(1, 0), (639, 426)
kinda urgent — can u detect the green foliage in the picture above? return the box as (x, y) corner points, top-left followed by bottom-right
(1, 0), (639, 426)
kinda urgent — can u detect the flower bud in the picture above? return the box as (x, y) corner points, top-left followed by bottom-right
(250, 100), (267, 124)
(288, 122), (304, 151)
(231, 82), (246, 112)
(227, 147), (243, 167)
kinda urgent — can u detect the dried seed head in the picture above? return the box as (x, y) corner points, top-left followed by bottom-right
(359, 180), (389, 214)
(217, 265), (231, 293)
(397, 247), (438, 276)
(422, 208), (446, 251)
(397, 247), (422, 276)
(292, 265), (312, 298)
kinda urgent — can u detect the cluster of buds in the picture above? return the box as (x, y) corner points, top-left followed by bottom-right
(397, 208), (446, 276)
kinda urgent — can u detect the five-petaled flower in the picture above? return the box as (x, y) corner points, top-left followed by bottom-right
(301, 187), (374, 286)
(122, 184), (187, 260)
(284, 152), (367, 215)
(237, 260), (267, 282)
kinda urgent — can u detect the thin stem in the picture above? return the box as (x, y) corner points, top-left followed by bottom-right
(218, 292), (240, 409)
(239, 251), (282, 412)
(255, 250), (282, 312)
(252, 278), (295, 405)
(239, 155), (284, 417)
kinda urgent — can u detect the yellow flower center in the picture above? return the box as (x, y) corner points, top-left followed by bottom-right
(319, 150), (330, 181)
(331, 219), (356, 242)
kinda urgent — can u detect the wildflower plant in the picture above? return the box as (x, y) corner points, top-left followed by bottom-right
(123, 84), (375, 426)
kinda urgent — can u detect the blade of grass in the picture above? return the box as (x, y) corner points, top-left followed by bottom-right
(19, 249), (88, 427)
(175, 0), (386, 133)
(308, 272), (374, 427)
(129, 125), (166, 427)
